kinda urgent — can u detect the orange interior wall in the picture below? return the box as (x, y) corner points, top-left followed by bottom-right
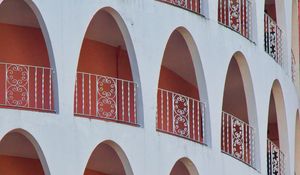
(0, 155), (44, 175)
(78, 38), (133, 81)
(265, 4), (277, 21)
(0, 23), (50, 67)
(84, 169), (108, 175)
(158, 66), (199, 99)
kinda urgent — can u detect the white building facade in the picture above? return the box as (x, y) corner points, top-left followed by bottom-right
(0, 0), (299, 175)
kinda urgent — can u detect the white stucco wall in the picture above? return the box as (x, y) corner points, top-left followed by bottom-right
(0, 0), (298, 175)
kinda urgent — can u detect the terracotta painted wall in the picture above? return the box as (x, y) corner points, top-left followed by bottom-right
(0, 155), (44, 175)
(158, 66), (199, 99)
(265, 4), (277, 21)
(78, 39), (133, 81)
(84, 169), (108, 175)
(0, 23), (50, 67)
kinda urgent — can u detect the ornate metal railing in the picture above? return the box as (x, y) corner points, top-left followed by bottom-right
(291, 50), (296, 82)
(267, 139), (285, 175)
(156, 88), (206, 143)
(74, 72), (138, 125)
(157, 0), (202, 15)
(264, 13), (284, 68)
(221, 111), (255, 167)
(0, 62), (54, 112)
(218, 0), (252, 40)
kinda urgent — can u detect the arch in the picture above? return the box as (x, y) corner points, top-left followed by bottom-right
(84, 140), (133, 175)
(221, 51), (259, 168)
(74, 7), (143, 125)
(0, 0), (58, 112)
(291, 0), (299, 84)
(156, 27), (209, 145)
(169, 157), (199, 175)
(0, 129), (50, 175)
(266, 80), (289, 175)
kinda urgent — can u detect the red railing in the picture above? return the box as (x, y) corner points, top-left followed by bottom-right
(218, 0), (252, 40)
(267, 139), (285, 175)
(157, 0), (202, 14)
(157, 88), (206, 143)
(74, 72), (138, 125)
(221, 111), (255, 167)
(0, 62), (54, 112)
(264, 13), (284, 68)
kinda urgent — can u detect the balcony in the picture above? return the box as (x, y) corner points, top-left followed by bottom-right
(221, 111), (255, 167)
(0, 62), (54, 112)
(264, 13), (284, 68)
(74, 72), (138, 125)
(157, 0), (203, 15)
(267, 139), (285, 175)
(218, 0), (252, 40)
(157, 88), (205, 143)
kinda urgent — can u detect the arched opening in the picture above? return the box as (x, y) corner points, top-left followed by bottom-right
(264, 0), (284, 65)
(84, 141), (133, 175)
(0, 131), (49, 175)
(156, 29), (206, 144)
(218, 0), (253, 40)
(221, 53), (257, 168)
(294, 111), (300, 175)
(74, 8), (139, 125)
(266, 82), (287, 175)
(170, 158), (199, 175)
(0, 0), (55, 112)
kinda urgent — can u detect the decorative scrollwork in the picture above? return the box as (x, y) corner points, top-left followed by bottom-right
(6, 64), (29, 107)
(171, 0), (187, 8)
(268, 20), (277, 59)
(232, 118), (244, 160)
(229, 0), (241, 32)
(97, 76), (117, 119)
(173, 94), (189, 137)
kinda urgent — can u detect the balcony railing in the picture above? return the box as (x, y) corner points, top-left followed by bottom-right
(267, 139), (285, 175)
(264, 13), (284, 68)
(157, 0), (202, 15)
(221, 111), (255, 167)
(157, 88), (206, 143)
(218, 0), (252, 40)
(0, 62), (54, 112)
(74, 72), (138, 125)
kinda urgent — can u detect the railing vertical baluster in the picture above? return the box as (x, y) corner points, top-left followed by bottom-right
(134, 84), (137, 124)
(96, 75), (99, 117)
(128, 81), (130, 123)
(89, 74), (91, 116)
(122, 80), (124, 121)
(245, 123), (248, 163)
(222, 112), (225, 151)
(49, 69), (52, 110)
(35, 67), (37, 109)
(42, 68), (45, 110)
(198, 101), (201, 142)
(166, 90), (169, 132)
(192, 100), (195, 140)
(82, 73), (84, 114)
(4, 64), (7, 106)
(75, 73), (78, 114)
(161, 89), (164, 130)
(226, 113), (230, 153)
(27, 65), (29, 108)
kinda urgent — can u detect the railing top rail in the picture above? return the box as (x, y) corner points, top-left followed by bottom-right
(158, 88), (206, 105)
(222, 111), (254, 130)
(0, 61), (53, 70)
(77, 71), (137, 85)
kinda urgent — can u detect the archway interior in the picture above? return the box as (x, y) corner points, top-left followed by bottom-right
(265, 0), (277, 22)
(0, 132), (44, 175)
(170, 160), (190, 175)
(222, 57), (248, 122)
(75, 10), (136, 123)
(221, 57), (254, 165)
(0, 0), (54, 111)
(157, 30), (204, 143)
(267, 92), (279, 147)
(84, 143), (125, 175)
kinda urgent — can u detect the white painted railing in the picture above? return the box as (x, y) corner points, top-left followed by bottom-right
(74, 72), (138, 125)
(221, 111), (255, 167)
(267, 139), (285, 175)
(218, 0), (252, 40)
(0, 62), (54, 112)
(158, 0), (203, 15)
(264, 13), (285, 69)
(157, 88), (206, 144)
